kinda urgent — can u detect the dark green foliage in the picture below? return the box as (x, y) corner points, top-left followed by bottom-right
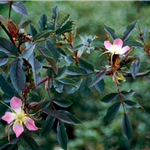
(130, 59), (140, 79)
(122, 113), (133, 141)
(0, 51), (8, 66)
(104, 25), (117, 40)
(57, 121), (68, 150)
(103, 102), (121, 121)
(101, 93), (118, 103)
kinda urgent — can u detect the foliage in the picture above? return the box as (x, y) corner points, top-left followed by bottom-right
(0, 1), (150, 150)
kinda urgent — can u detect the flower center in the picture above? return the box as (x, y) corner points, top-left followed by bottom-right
(15, 110), (27, 124)
(110, 45), (121, 54)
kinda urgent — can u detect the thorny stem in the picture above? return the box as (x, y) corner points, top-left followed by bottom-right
(8, 1), (12, 19)
(47, 89), (56, 111)
(114, 74), (126, 113)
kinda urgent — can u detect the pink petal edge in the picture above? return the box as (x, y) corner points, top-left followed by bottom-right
(25, 117), (38, 131)
(13, 123), (24, 138)
(10, 96), (22, 111)
(113, 38), (123, 48)
(1, 112), (15, 124)
(116, 45), (130, 55)
(104, 41), (112, 50)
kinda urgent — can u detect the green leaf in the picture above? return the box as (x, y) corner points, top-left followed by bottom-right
(38, 13), (47, 32)
(0, 103), (8, 118)
(120, 90), (135, 98)
(123, 40), (144, 48)
(146, 136), (150, 139)
(103, 102), (121, 121)
(0, 1), (9, 4)
(0, 135), (18, 149)
(63, 79), (81, 94)
(59, 13), (70, 28)
(0, 37), (19, 56)
(57, 48), (67, 56)
(45, 40), (60, 61)
(19, 18), (31, 29)
(73, 44), (84, 51)
(123, 100), (145, 111)
(36, 45), (57, 74)
(57, 121), (68, 150)
(19, 134), (40, 150)
(130, 59), (140, 79)
(52, 99), (72, 108)
(58, 78), (78, 87)
(79, 77), (91, 97)
(78, 58), (94, 73)
(89, 70), (106, 88)
(51, 5), (58, 30)
(58, 110), (81, 125)
(94, 79), (105, 93)
(12, 2), (28, 16)
(5, 144), (18, 150)
(28, 24), (38, 38)
(20, 43), (35, 60)
(53, 80), (64, 93)
(0, 51), (8, 66)
(55, 66), (67, 79)
(66, 66), (85, 75)
(56, 21), (74, 36)
(42, 109), (76, 124)
(122, 21), (138, 41)
(122, 113), (133, 141)
(10, 58), (25, 93)
(28, 53), (41, 86)
(33, 30), (54, 41)
(101, 93), (118, 103)
(40, 116), (55, 137)
(0, 72), (20, 97)
(104, 25), (117, 40)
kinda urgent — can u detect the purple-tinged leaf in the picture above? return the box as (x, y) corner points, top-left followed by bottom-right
(19, 134), (40, 150)
(41, 116), (55, 137)
(10, 58), (26, 93)
(12, 2), (28, 16)
(42, 109), (76, 125)
(103, 102), (121, 121)
(28, 53), (41, 86)
(120, 90), (135, 99)
(122, 21), (138, 41)
(53, 99), (72, 108)
(58, 110), (81, 125)
(123, 100), (145, 111)
(122, 113), (133, 141)
(0, 51), (8, 66)
(36, 45), (57, 74)
(123, 40), (144, 48)
(0, 15), (7, 21)
(0, 37), (19, 56)
(0, 135), (18, 149)
(0, 72), (20, 97)
(131, 59), (140, 79)
(89, 70), (106, 88)
(0, 0), (9, 4)
(104, 25), (117, 40)
(57, 121), (68, 150)
(101, 93), (118, 103)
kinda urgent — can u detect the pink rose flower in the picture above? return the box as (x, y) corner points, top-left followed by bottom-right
(104, 38), (130, 55)
(1, 96), (38, 138)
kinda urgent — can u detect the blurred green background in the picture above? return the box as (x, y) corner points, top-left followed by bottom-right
(1, 1), (150, 150)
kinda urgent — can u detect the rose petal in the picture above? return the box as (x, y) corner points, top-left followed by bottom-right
(10, 97), (22, 112)
(13, 123), (24, 138)
(1, 112), (15, 124)
(25, 117), (38, 131)
(104, 41), (112, 50)
(116, 46), (130, 55)
(113, 38), (123, 48)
